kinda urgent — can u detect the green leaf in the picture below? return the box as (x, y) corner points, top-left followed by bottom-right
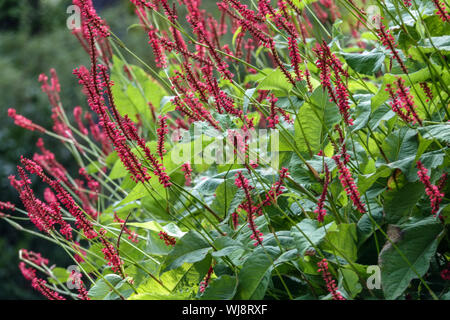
(88, 274), (123, 300)
(339, 269), (363, 299)
(383, 128), (418, 164)
(200, 275), (238, 300)
(212, 237), (245, 259)
(341, 50), (385, 75)
(322, 223), (358, 262)
(162, 231), (212, 273)
(235, 247), (280, 300)
(419, 124), (450, 144)
(383, 182), (424, 224)
(290, 219), (329, 256)
(418, 36), (450, 53)
(48, 267), (70, 285)
(256, 68), (293, 94)
(294, 87), (340, 156)
(243, 88), (257, 113)
(358, 167), (391, 194)
(135, 262), (201, 298)
(379, 217), (443, 300)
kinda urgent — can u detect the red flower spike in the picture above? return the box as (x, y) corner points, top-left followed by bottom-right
(199, 266), (214, 293)
(157, 115), (169, 159)
(437, 173), (448, 193)
(73, 0), (110, 38)
(181, 162), (193, 186)
(74, 106), (89, 135)
(395, 78), (422, 126)
(441, 263), (450, 280)
(8, 109), (45, 133)
(420, 82), (433, 102)
(159, 231), (177, 246)
(113, 212), (139, 243)
(288, 36), (304, 81)
(0, 201), (15, 211)
(99, 235), (123, 273)
(315, 164), (330, 222)
(21, 249), (49, 266)
(32, 278), (66, 300)
(267, 94), (280, 129)
(333, 155), (366, 213)
(416, 161), (444, 216)
(148, 27), (167, 69)
(19, 262), (36, 281)
(317, 259), (346, 300)
(232, 211), (240, 230)
(386, 83), (415, 124)
(432, 0), (450, 22)
(20, 157), (95, 239)
(313, 43), (353, 126)
(377, 21), (408, 74)
(235, 172), (264, 246)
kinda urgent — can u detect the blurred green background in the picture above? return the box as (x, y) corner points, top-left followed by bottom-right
(0, 0), (151, 299)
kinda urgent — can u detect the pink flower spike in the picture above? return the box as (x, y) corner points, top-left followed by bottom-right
(157, 115), (169, 159)
(181, 162), (193, 186)
(8, 109), (45, 133)
(333, 155), (366, 213)
(315, 164), (330, 222)
(416, 161), (444, 216)
(31, 278), (66, 300)
(159, 231), (176, 246)
(317, 259), (346, 300)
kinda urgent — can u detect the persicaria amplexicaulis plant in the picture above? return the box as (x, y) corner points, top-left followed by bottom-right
(1, 0), (449, 301)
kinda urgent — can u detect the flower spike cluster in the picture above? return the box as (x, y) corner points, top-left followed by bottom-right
(333, 154), (366, 213)
(74, 0), (110, 38)
(416, 161), (444, 215)
(386, 78), (422, 126)
(377, 20), (408, 74)
(314, 42), (353, 126)
(315, 164), (330, 222)
(235, 171), (264, 246)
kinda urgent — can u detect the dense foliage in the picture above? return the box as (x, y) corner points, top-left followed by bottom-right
(2, 0), (450, 300)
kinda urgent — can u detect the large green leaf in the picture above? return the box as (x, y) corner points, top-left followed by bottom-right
(383, 182), (424, 224)
(322, 223), (358, 263)
(133, 263), (201, 299)
(294, 87), (340, 155)
(419, 124), (450, 144)
(161, 231), (212, 273)
(290, 219), (329, 256)
(200, 275), (238, 300)
(379, 217), (443, 300)
(88, 274), (129, 300)
(235, 247), (280, 300)
(341, 50), (385, 75)
(256, 68), (293, 94)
